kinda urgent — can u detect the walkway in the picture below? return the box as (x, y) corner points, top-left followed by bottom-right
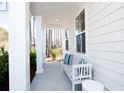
(31, 62), (82, 91)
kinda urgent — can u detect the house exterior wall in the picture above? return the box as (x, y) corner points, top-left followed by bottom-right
(65, 2), (124, 90)
(0, 2), (31, 90)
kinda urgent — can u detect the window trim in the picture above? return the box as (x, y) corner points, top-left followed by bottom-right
(75, 9), (86, 54)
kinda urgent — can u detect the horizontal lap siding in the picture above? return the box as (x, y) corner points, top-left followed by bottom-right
(94, 70), (124, 91)
(88, 19), (124, 38)
(88, 56), (124, 75)
(88, 42), (124, 52)
(88, 51), (124, 63)
(88, 30), (124, 43)
(87, 2), (124, 90)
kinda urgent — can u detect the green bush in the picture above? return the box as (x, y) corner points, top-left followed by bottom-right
(0, 47), (9, 86)
(0, 48), (36, 86)
(30, 50), (36, 82)
(30, 51), (36, 64)
(51, 49), (59, 60)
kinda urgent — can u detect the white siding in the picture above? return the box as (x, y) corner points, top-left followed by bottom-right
(66, 2), (124, 90)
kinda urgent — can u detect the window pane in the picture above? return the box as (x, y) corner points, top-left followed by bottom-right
(81, 33), (85, 53)
(76, 35), (81, 52)
(66, 40), (68, 50)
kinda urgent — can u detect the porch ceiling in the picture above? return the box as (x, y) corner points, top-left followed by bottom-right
(30, 2), (80, 27)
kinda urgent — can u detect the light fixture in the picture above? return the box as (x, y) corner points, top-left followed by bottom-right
(56, 18), (58, 21)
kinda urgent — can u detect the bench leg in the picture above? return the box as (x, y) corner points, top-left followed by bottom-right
(72, 83), (75, 91)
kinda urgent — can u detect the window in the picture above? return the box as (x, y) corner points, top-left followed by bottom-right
(0, 2), (8, 11)
(76, 33), (85, 53)
(66, 40), (68, 50)
(65, 29), (69, 50)
(76, 9), (85, 53)
(75, 9), (85, 33)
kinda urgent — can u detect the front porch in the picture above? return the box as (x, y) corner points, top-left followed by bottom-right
(0, 2), (124, 91)
(31, 62), (82, 91)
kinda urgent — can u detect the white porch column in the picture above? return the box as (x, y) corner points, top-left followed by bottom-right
(35, 16), (44, 74)
(9, 3), (30, 90)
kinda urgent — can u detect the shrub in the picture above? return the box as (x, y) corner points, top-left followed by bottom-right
(51, 49), (59, 60)
(30, 50), (36, 82)
(30, 51), (36, 64)
(0, 47), (9, 86)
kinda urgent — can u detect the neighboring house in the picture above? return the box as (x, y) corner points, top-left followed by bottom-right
(0, 2), (124, 91)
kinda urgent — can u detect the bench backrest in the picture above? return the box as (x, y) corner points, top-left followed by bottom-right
(72, 64), (92, 80)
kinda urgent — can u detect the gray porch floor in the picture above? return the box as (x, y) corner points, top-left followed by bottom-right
(31, 62), (82, 91)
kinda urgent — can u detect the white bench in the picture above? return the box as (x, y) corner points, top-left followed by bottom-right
(61, 62), (92, 91)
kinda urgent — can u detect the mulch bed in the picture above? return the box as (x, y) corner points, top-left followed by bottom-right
(0, 79), (9, 91)
(30, 63), (36, 82)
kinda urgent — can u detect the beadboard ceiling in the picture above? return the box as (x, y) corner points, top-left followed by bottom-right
(30, 2), (80, 27)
